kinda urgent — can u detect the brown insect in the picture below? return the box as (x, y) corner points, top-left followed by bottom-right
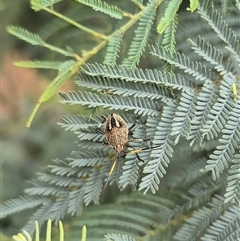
(98, 113), (144, 190)
(103, 113), (129, 190)
(104, 113), (129, 154)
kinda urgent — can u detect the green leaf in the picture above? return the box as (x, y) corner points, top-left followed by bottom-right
(31, 0), (63, 11)
(187, 0), (198, 12)
(104, 233), (137, 241)
(15, 61), (62, 69)
(59, 91), (161, 117)
(104, 31), (122, 65)
(0, 196), (47, 218)
(157, 0), (182, 34)
(7, 26), (43, 45)
(224, 154), (240, 204)
(75, 0), (124, 19)
(122, 0), (158, 69)
(26, 61), (77, 127)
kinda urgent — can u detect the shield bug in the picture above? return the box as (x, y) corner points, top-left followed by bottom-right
(99, 113), (144, 191)
(104, 113), (129, 155)
(102, 113), (129, 190)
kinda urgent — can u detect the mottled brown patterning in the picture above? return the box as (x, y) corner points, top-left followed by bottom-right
(103, 113), (129, 191)
(104, 113), (128, 154)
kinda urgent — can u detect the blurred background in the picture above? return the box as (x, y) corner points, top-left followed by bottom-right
(1, 0), (80, 236)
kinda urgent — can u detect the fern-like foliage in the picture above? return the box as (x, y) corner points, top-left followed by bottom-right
(157, 0), (182, 34)
(7, 26), (43, 46)
(197, 0), (240, 63)
(224, 153), (240, 204)
(160, 13), (177, 73)
(58, 0), (239, 210)
(75, 0), (124, 19)
(7, 0), (167, 125)
(104, 31), (122, 66)
(14, 60), (62, 69)
(59, 91), (160, 116)
(2, 0), (240, 240)
(81, 63), (196, 90)
(104, 234), (137, 241)
(173, 195), (240, 241)
(122, 0), (158, 69)
(31, 0), (63, 12)
(64, 171), (238, 241)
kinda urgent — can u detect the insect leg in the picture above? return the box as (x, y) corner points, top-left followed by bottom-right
(124, 145), (144, 162)
(135, 152), (144, 163)
(103, 152), (119, 192)
(96, 115), (107, 134)
(128, 115), (142, 133)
